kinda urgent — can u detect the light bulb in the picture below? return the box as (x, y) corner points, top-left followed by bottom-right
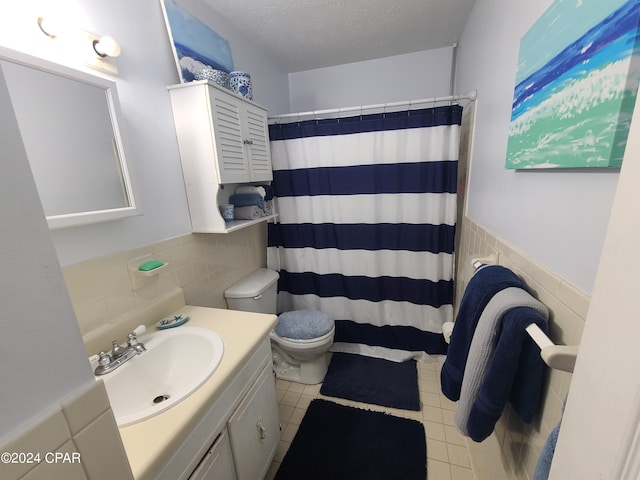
(93, 36), (121, 58)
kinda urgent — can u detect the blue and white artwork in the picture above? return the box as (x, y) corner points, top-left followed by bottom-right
(161, 0), (234, 82)
(506, 0), (640, 168)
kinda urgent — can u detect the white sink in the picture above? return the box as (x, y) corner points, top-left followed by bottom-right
(100, 326), (224, 427)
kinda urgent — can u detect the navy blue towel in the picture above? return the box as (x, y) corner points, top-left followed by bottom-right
(256, 184), (275, 200)
(466, 306), (548, 441)
(229, 193), (265, 210)
(440, 265), (528, 401)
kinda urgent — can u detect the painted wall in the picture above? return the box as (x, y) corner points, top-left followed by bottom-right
(0, 67), (94, 445)
(454, 0), (620, 295)
(288, 47), (453, 113)
(0, 0), (287, 456)
(0, 0), (289, 267)
(287, 13), (615, 297)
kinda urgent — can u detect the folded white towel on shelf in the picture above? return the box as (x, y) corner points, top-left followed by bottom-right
(264, 200), (273, 215)
(235, 185), (267, 198)
(234, 205), (264, 220)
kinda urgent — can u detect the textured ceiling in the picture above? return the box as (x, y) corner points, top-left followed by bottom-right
(203, 0), (477, 72)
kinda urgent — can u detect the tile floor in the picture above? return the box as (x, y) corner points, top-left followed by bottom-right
(264, 357), (475, 480)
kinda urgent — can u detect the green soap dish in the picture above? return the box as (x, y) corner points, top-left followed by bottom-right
(139, 260), (165, 271)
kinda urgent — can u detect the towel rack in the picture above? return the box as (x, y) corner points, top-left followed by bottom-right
(470, 255), (579, 373)
(525, 324), (579, 373)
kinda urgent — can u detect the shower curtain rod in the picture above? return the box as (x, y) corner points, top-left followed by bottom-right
(268, 89), (477, 123)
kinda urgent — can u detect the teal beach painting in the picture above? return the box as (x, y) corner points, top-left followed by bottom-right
(160, 0), (234, 83)
(506, 0), (640, 169)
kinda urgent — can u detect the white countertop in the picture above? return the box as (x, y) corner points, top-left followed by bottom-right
(117, 306), (277, 479)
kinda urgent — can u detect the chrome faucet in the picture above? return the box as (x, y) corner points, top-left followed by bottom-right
(94, 325), (147, 376)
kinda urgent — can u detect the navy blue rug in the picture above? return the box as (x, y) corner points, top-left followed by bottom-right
(320, 352), (420, 410)
(275, 399), (426, 480)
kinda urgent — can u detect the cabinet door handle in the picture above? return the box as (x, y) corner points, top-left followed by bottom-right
(243, 139), (254, 145)
(256, 419), (267, 440)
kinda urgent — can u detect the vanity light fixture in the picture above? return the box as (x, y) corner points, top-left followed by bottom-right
(34, 16), (121, 73)
(37, 16), (62, 38)
(92, 35), (121, 58)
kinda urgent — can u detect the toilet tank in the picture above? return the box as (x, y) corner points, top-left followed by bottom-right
(224, 268), (279, 314)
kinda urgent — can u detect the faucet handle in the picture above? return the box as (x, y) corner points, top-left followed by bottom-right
(127, 325), (147, 353)
(127, 325), (146, 344)
(132, 324), (146, 336)
(98, 351), (112, 367)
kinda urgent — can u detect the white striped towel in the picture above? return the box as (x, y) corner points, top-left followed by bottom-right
(235, 185), (267, 198)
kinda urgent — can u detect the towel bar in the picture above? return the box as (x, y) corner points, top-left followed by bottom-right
(525, 324), (579, 373)
(469, 257), (579, 373)
(471, 252), (499, 270)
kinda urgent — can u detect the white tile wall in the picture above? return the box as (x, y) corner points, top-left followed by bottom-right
(457, 216), (589, 480)
(62, 223), (268, 353)
(0, 381), (132, 480)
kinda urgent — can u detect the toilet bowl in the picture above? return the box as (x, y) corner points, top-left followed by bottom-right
(224, 268), (334, 384)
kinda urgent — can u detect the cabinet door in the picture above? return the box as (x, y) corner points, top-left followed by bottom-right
(189, 429), (237, 480)
(209, 90), (251, 183)
(228, 363), (280, 480)
(243, 104), (273, 182)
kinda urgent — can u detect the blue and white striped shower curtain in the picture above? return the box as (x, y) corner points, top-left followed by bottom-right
(267, 105), (462, 361)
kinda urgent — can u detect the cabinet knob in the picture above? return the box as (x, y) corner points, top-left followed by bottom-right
(256, 419), (267, 440)
(243, 139), (254, 145)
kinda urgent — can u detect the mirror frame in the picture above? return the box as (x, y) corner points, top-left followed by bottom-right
(0, 45), (141, 229)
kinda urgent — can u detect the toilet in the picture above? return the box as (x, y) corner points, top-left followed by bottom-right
(224, 268), (335, 384)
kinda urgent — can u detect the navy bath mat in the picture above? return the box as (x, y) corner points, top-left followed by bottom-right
(320, 352), (420, 410)
(275, 399), (426, 480)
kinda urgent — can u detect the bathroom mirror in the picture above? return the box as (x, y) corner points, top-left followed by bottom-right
(0, 46), (141, 229)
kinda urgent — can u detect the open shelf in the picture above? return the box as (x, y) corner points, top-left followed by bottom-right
(192, 214), (277, 234)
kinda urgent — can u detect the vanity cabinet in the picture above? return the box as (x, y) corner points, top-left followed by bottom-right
(154, 338), (280, 480)
(168, 81), (275, 233)
(190, 362), (279, 480)
(189, 429), (236, 480)
(228, 363), (280, 480)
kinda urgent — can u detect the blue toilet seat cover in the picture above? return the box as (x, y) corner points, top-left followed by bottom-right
(275, 310), (334, 340)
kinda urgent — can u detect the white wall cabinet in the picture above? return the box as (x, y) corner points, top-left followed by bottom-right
(205, 86), (272, 184)
(168, 81), (274, 233)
